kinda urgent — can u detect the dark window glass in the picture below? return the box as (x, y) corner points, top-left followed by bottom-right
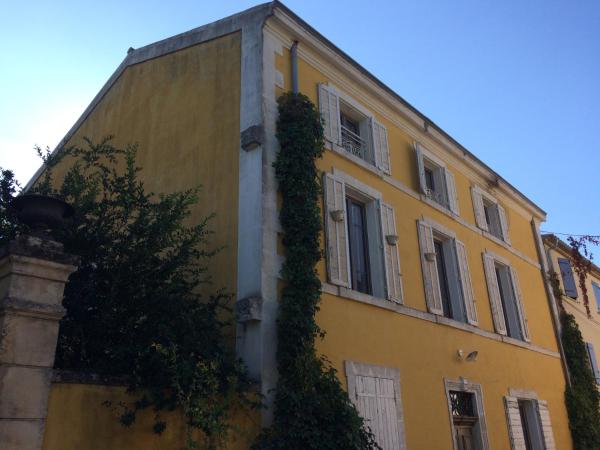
(483, 201), (502, 239)
(434, 240), (452, 318)
(519, 401), (535, 450)
(558, 258), (578, 298)
(346, 198), (371, 294)
(425, 167), (435, 192)
(496, 265), (523, 340)
(340, 113), (360, 135)
(450, 391), (476, 419)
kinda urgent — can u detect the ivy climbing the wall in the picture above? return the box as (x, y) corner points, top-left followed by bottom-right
(253, 92), (378, 449)
(561, 312), (600, 449)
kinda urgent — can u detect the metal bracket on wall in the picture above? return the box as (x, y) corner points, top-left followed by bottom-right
(241, 125), (264, 151)
(236, 296), (262, 322)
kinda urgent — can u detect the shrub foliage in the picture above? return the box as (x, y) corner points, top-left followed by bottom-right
(5, 139), (254, 449)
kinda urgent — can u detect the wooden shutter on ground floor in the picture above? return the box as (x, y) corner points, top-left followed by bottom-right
(372, 118), (391, 175)
(509, 267), (530, 342)
(324, 173), (350, 287)
(498, 203), (511, 244)
(380, 202), (403, 303)
(504, 396), (526, 450)
(318, 84), (340, 144)
(483, 253), (507, 335)
(536, 400), (556, 450)
(455, 239), (478, 326)
(471, 186), (488, 231)
(418, 220), (443, 315)
(355, 375), (404, 450)
(444, 169), (460, 215)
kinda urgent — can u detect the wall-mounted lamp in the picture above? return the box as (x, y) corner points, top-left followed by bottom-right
(456, 349), (479, 363)
(466, 351), (478, 362)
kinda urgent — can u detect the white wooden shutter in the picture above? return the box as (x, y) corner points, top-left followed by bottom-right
(483, 253), (507, 335)
(380, 202), (403, 303)
(536, 400), (557, 450)
(455, 240), (478, 326)
(372, 119), (391, 174)
(504, 396), (526, 450)
(418, 220), (443, 315)
(471, 187), (488, 231)
(510, 267), (530, 342)
(355, 375), (404, 450)
(444, 168), (460, 215)
(324, 173), (350, 287)
(318, 84), (340, 144)
(415, 143), (427, 195)
(498, 204), (511, 244)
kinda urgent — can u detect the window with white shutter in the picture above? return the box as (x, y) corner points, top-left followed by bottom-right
(380, 202), (403, 303)
(471, 185), (510, 244)
(558, 258), (577, 299)
(323, 173), (350, 287)
(318, 83), (340, 145)
(456, 240), (478, 326)
(593, 282), (600, 312)
(504, 393), (556, 450)
(483, 253), (507, 335)
(323, 170), (392, 299)
(418, 220), (443, 315)
(418, 220), (477, 325)
(483, 252), (529, 341)
(345, 362), (407, 450)
(372, 118), (391, 174)
(318, 84), (391, 173)
(415, 143), (459, 214)
(536, 400), (557, 450)
(586, 342), (600, 384)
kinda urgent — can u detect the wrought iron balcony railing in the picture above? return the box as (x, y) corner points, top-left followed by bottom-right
(341, 125), (367, 160)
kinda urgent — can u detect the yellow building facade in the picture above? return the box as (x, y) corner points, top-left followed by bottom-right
(27, 2), (573, 449)
(544, 234), (600, 386)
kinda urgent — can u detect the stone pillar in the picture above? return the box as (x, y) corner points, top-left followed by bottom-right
(0, 235), (78, 450)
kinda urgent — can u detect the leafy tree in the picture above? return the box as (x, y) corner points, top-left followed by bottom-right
(0, 168), (23, 245)
(3, 138), (254, 449)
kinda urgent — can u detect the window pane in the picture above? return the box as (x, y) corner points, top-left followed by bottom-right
(558, 258), (578, 298)
(496, 265), (523, 340)
(425, 167), (435, 191)
(434, 240), (452, 318)
(346, 198), (371, 294)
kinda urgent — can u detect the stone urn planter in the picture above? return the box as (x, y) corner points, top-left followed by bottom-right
(11, 194), (74, 234)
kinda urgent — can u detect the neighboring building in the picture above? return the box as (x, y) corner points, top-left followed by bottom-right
(543, 234), (600, 385)
(28, 2), (572, 449)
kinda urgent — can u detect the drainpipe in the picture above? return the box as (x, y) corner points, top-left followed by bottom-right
(532, 220), (571, 387)
(290, 41), (299, 93)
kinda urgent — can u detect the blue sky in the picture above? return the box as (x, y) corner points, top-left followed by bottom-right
(1, 0), (599, 239)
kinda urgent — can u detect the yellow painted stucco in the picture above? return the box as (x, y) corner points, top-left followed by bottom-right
(41, 32), (248, 449)
(42, 31), (242, 298)
(271, 19), (572, 449)
(43, 383), (258, 450)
